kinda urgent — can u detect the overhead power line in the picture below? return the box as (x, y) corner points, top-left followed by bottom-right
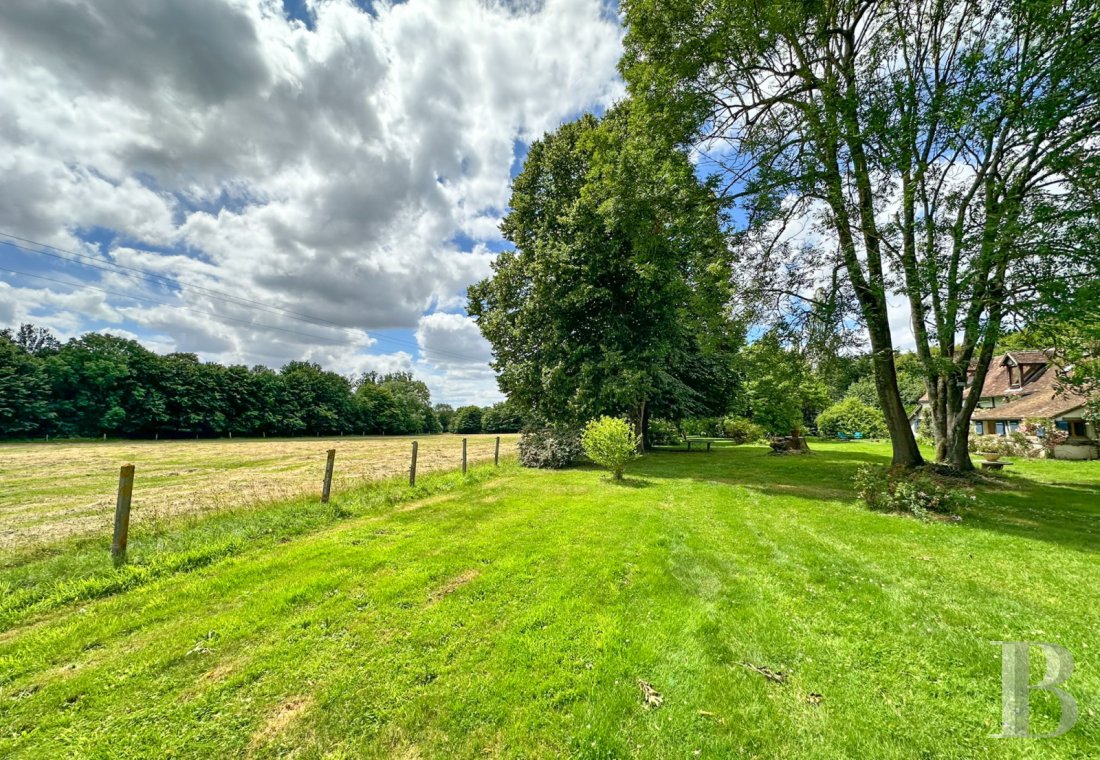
(0, 230), (488, 364)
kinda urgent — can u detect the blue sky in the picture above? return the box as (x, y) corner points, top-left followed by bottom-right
(0, 0), (625, 405)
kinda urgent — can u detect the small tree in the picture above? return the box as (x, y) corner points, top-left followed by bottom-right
(581, 417), (639, 480)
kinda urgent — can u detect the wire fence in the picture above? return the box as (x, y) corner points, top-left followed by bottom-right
(0, 434), (518, 553)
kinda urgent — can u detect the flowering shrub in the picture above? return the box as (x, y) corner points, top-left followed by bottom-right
(581, 416), (640, 480)
(969, 434), (1030, 457)
(518, 427), (583, 469)
(853, 464), (973, 520)
(1022, 417), (1069, 458)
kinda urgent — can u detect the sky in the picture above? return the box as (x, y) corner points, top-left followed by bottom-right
(0, 0), (625, 406)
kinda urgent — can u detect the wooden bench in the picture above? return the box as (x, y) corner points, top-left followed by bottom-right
(685, 437), (714, 452)
(979, 460), (1012, 471)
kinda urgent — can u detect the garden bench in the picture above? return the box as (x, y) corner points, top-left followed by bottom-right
(684, 437), (714, 452)
(979, 460), (1013, 471)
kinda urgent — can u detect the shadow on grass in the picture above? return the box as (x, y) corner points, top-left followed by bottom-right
(606, 476), (652, 488)
(629, 444), (1100, 554)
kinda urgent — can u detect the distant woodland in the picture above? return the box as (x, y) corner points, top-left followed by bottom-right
(0, 324), (521, 439)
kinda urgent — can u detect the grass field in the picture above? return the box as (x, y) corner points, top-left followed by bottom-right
(0, 434), (518, 550)
(0, 441), (1097, 758)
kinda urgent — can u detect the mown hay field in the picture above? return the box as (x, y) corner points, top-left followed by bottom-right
(0, 434), (518, 550)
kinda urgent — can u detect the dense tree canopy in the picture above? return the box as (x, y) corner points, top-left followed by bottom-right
(736, 332), (829, 435)
(621, 0), (1100, 468)
(468, 106), (743, 442)
(0, 326), (449, 439)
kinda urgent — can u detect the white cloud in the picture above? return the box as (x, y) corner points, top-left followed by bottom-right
(0, 0), (624, 402)
(413, 311), (502, 405)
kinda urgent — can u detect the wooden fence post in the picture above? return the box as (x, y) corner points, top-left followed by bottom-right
(462, 438), (468, 475)
(409, 441), (418, 486)
(321, 449), (336, 503)
(111, 464), (135, 561)
(495, 436), (500, 466)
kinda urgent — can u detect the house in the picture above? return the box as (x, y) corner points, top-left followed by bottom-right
(910, 350), (1098, 460)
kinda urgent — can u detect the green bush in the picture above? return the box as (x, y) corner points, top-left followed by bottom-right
(721, 416), (765, 444)
(853, 464), (973, 520)
(647, 419), (681, 446)
(581, 417), (640, 480)
(816, 397), (888, 438)
(517, 427), (583, 469)
(680, 417), (724, 437)
(481, 400), (525, 433)
(451, 406), (483, 434)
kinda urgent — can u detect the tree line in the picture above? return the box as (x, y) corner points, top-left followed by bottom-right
(0, 324), (522, 440)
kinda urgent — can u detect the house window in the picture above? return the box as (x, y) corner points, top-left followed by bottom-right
(1008, 420), (1019, 433)
(995, 422), (1006, 436)
(1069, 420), (1088, 438)
(975, 421), (984, 435)
(1008, 367), (1020, 388)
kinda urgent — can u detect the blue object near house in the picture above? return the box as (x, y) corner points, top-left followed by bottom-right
(853, 432), (864, 440)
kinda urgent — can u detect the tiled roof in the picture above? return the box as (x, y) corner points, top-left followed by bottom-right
(971, 365), (1088, 420)
(1004, 350), (1053, 365)
(917, 350), (1053, 403)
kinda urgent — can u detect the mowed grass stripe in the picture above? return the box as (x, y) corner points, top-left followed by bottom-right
(0, 442), (1096, 758)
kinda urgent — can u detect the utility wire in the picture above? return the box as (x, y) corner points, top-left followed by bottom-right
(0, 231), (488, 363)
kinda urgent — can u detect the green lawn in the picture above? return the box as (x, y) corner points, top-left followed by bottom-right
(1, 441), (1097, 758)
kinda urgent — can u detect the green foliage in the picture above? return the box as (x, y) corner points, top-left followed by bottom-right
(721, 416), (765, 444)
(451, 406), (484, 435)
(581, 416), (640, 480)
(433, 404), (455, 432)
(517, 427), (583, 469)
(481, 400), (525, 434)
(845, 374), (925, 410)
(1021, 418), (1069, 457)
(621, 0), (1100, 469)
(816, 398), (889, 439)
(0, 336), (53, 434)
(647, 418), (681, 445)
(0, 323), (452, 439)
(680, 417), (724, 437)
(969, 434), (1032, 458)
(467, 107), (742, 438)
(739, 333), (829, 435)
(853, 465), (973, 520)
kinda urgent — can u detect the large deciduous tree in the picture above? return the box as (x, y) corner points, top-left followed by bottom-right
(467, 107), (741, 443)
(622, 0), (1100, 468)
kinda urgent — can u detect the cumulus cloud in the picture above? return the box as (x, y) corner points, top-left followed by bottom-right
(0, 0), (624, 401)
(414, 311), (502, 405)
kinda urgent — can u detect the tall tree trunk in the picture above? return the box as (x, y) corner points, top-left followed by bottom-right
(868, 323), (924, 467)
